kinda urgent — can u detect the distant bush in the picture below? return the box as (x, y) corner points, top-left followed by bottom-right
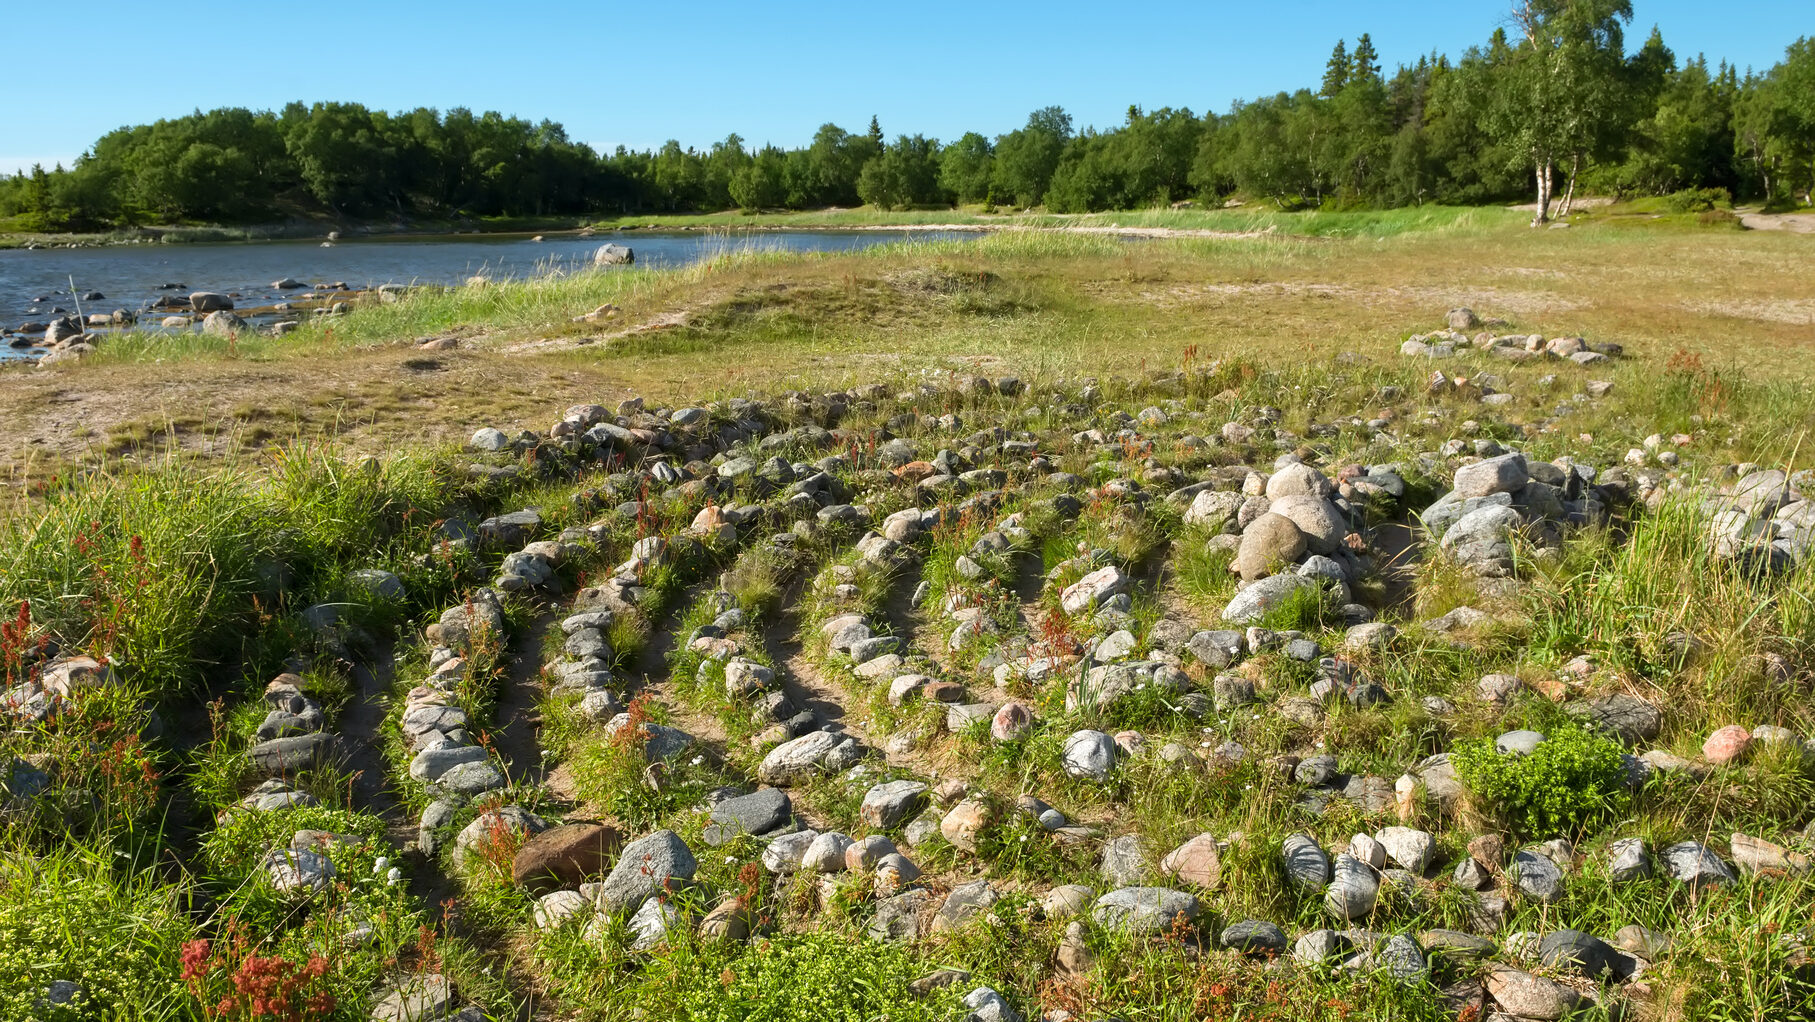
(1452, 719), (1630, 837)
(1664, 187), (1730, 213)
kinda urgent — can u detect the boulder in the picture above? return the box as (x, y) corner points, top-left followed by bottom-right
(512, 823), (622, 894)
(593, 830), (696, 913)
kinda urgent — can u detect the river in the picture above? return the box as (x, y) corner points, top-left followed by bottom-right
(0, 229), (974, 348)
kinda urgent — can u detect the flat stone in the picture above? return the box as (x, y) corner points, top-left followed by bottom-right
(1091, 887), (1201, 935)
(248, 732), (338, 776)
(1377, 826), (1436, 874)
(868, 889), (932, 941)
(370, 974), (454, 1022)
(931, 880), (999, 933)
(1220, 919), (1287, 956)
(704, 788), (792, 845)
(757, 730), (839, 784)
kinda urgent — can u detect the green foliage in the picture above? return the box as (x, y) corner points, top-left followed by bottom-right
(1451, 719), (1631, 837)
(619, 933), (967, 1022)
(0, 845), (196, 1021)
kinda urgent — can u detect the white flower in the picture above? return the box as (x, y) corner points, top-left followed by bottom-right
(373, 856), (390, 875)
(386, 867), (402, 885)
(691, 755), (704, 766)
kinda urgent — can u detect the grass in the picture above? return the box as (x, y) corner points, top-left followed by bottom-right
(4, 204), (1815, 1021)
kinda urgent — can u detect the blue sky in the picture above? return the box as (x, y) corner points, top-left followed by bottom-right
(2, 1), (1801, 176)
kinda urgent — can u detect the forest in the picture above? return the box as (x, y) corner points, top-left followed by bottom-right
(2, 2), (1811, 231)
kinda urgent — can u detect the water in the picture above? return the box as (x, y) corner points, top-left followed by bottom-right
(0, 229), (974, 352)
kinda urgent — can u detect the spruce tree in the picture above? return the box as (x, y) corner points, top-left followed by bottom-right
(1322, 40), (1350, 96)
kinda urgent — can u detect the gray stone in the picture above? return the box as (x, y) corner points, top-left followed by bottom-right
(1510, 849), (1565, 903)
(430, 759), (505, 796)
(1661, 841), (1735, 888)
(1324, 854), (1380, 920)
(1091, 887), (1201, 935)
(1539, 929), (1618, 978)
(1294, 929), (1349, 966)
(1377, 827), (1436, 874)
(369, 973), (454, 1022)
(1221, 573), (1321, 624)
(1100, 835), (1151, 887)
(761, 830), (817, 873)
(1221, 919), (1288, 955)
(932, 880), (1000, 933)
(868, 889), (931, 941)
(757, 730), (840, 784)
(1283, 833), (1332, 889)
(1495, 730), (1545, 756)
(1062, 730), (1116, 781)
(1563, 693), (1662, 744)
(1609, 837), (1651, 882)
(627, 897), (689, 950)
(703, 788), (792, 845)
(1452, 453), (1529, 499)
(248, 732), (338, 776)
(1378, 934), (1428, 982)
(594, 830), (696, 913)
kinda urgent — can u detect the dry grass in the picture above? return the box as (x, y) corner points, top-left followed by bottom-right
(1, 218), (1810, 481)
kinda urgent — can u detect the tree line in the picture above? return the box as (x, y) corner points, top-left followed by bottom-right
(3, 3), (1811, 231)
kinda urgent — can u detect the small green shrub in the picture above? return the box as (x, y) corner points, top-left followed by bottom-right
(1664, 186), (1730, 213)
(1451, 719), (1630, 837)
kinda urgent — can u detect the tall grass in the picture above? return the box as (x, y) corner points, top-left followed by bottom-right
(0, 446), (466, 698)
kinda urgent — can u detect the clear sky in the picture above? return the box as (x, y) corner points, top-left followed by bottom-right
(2, 0), (1801, 176)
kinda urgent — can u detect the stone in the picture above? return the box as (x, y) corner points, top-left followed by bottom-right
(1062, 730), (1116, 781)
(1294, 929), (1349, 967)
(248, 732), (338, 776)
(1661, 840), (1736, 888)
(1091, 887), (1201, 935)
(1184, 489), (1244, 531)
(1563, 693), (1662, 744)
(756, 730), (840, 784)
(189, 291), (234, 313)
(704, 788), (791, 844)
(1349, 833), (1386, 869)
(1539, 929), (1618, 978)
(940, 799), (994, 853)
(1378, 935), (1428, 982)
(699, 896), (753, 942)
(869, 889), (932, 941)
(1234, 513), (1307, 580)
(1101, 835), (1151, 887)
(845, 835), (897, 871)
(1221, 572), (1321, 624)
(1452, 453), (1529, 499)
(1510, 849), (1565, 904)
(860, 780), (929, 829)
(1060, 565), (1128, 616)
(512, 823), (622, 894)
(627, 897), (688, 950)
(1377, 827), (1436, 874)
(1421, 929), (1494, 958)
(533, 890), (592, 931)
(430, 760), (505, 796)
(1040, 885), (1096, 920)
(1609, 837), (1651, 881)
(961, 987), (1020, 1022)
(1495, 729), (1545, 756)
(931, 880), (999, 933)
(1324, 854), (1380, 920)
(1267, 494), (1347, 554)
(1484, 966), (1583, 1021)
(1186, 629), (1247, 669)
(369, 974), (454, 1022)
(801, 831), (854, 873)
(1730, 831), (1812, 875)
(1221, 919), (1288, 956)
(1703, 724), (1752, 764)
(1283, 833), (1331, 890)
(263, 847), (333, 895)
(762, 830), (817, 873)
(593, 243), (634, 265)
(990, 701), (1036, 741)
(593, 830), (696, 913)
(1159, 833), (1221, 888)
(1612, 924), (1669, 960)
